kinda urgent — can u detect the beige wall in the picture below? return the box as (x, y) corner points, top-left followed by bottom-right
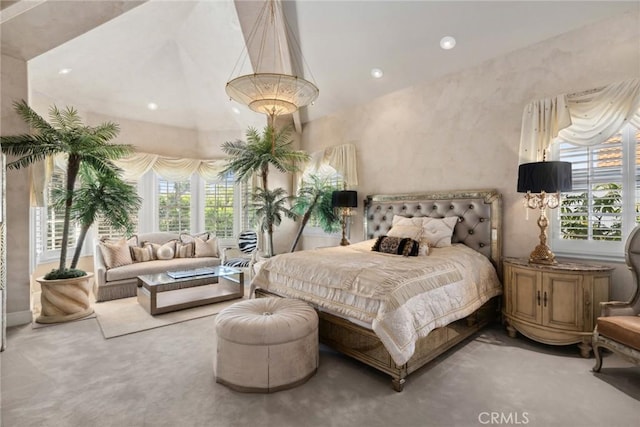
(1, 53), (32, 325)
(300, 10), (640, 301)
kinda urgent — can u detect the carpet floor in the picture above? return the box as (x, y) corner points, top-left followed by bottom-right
(1, 316), (639, 427)
(93, 296), (247, 338)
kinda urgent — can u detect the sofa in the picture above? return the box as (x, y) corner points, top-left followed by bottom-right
(93, 231), (221, 302)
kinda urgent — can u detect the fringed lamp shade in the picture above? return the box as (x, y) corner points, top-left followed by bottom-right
(517, 161), (572, 193)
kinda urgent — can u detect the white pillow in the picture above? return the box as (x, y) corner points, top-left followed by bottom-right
(388, 215), (428, 255)
(421, 217), (458, 248)
(194, 236), (219, 258)
(143, 241), (176, 260)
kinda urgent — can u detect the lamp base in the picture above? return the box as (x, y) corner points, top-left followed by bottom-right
(528, 244), (557, 265)
(529, 209), (557, 265)
(339, 237), (350, 246)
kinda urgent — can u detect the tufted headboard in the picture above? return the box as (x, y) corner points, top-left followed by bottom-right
(364, 189), (502, 269)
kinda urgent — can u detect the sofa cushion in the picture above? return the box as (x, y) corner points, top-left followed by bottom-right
(106, 257), (221, 282)
(131, 245), (154, 262)
(194, 236), (219, 257)
(99, 238), (134, 269)
(142, 241), (176, 260)
(180, 232), (210, 243)
(597, 316), (640, 351)
(175, 241), (195, 258)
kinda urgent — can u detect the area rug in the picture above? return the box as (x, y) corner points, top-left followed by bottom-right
(94, 296), (246, 339)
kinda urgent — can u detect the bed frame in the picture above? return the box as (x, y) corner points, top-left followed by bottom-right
(255, 189), (502, 391)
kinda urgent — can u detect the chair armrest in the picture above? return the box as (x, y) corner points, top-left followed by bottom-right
(600, 301), (635, 317)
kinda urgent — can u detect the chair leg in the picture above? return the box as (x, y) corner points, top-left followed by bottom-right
(592, 342), (604, 372)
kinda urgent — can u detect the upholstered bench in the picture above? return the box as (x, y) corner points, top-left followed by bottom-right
(213, 297), (319, 393)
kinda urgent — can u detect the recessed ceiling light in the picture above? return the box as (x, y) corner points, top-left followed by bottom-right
(440, 36), (456, 50)
(58, 68), (72, 75)
(231, 106), (241, 114)
(370, 68), (384, 79)
(147, 102), (158, 111)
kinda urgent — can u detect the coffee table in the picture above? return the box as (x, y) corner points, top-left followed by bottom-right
(137, 266), (244, 315)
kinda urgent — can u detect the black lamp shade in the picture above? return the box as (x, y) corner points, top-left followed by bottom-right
(517, 161), (572, 193)
(332, 190), (358, 208)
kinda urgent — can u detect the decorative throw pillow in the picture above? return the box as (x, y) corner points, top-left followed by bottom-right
(372, 235), (419, 257)
(421, 216), (459, 248)
(389, 215), (428, 255)
(143, 240), (176, 260)
(194, 236), (219, 258)
(180, 232), (210, 243)
(126, 235), (139, 247)
(156, 243), (175, 260)
(131, 245), (153, 263)
(99, 238), (134, 269)
(175, 241), (195, 258)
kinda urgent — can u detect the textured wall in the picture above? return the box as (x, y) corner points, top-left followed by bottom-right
(1, 54), (32, 325)
(300, 10), (640, 300)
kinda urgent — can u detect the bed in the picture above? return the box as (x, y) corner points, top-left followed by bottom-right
(252, 189), (503, 391)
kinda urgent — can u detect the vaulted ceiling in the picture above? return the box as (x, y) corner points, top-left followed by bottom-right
(2, 0), (637, 135)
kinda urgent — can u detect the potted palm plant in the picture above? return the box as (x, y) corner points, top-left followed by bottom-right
(56, 165), (141, 269)
(0, 100), (134, 323)
(289, 175), (341, 252)
(220, 125), (309, 257)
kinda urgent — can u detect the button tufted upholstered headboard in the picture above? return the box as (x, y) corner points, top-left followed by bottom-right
(364, 189), (502, 270)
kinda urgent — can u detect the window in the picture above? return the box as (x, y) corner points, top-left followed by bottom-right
(144, 172), (248, 244)
(157, 178), (191, 233)
(204, 174), (235, 239)
(32, 168), (249, 267)
(552, 123), (640, 259)
(34, 167), (80, 263)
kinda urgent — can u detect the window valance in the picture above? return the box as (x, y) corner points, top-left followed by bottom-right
(31, 152), (228, 207)
(300, 143), (358, 187)
(113, 152), (227, 181)
(519, 78), (640, 163)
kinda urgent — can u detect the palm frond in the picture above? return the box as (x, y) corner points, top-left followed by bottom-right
(12, 100), (56, 135)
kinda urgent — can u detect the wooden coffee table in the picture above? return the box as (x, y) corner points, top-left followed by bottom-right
(137, 266), (244, 315)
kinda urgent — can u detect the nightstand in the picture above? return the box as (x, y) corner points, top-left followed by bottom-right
(502, 257), (612, 357)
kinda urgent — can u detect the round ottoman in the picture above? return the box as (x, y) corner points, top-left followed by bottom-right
(213, 297), (319, 393)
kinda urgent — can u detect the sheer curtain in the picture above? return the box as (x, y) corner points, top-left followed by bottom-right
(518, 78), (640, 162)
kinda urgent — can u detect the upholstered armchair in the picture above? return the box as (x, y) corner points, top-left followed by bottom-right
(592, 226), (640, 372)
(221, 230), (258, 280)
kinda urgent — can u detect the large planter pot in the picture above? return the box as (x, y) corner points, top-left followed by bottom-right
(35, 273), (94, 324)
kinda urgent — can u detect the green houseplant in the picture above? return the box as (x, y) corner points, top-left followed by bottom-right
(0, 100), (134, 323)
(220, 125), (309, 257)
(289, 174), (341, 252)
(55, 165), (141, 269)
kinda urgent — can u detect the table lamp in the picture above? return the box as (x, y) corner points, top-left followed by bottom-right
(517, 161), (572, 264)
(332, 190), (358, 246)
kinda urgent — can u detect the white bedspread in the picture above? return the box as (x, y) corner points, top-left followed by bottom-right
(251, 240), (502, 365)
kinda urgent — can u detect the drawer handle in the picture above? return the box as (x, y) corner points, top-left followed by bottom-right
(543, 291), (548, 307)
(537, 291), (541, 306)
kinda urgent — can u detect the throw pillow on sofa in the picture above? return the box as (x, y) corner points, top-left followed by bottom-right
(175, 241), (195, 258)
(142, 240), (176, 260)
(99, 238), (134, 269)
(131, 245), (154, 262)
(194, 236), (219, 257)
